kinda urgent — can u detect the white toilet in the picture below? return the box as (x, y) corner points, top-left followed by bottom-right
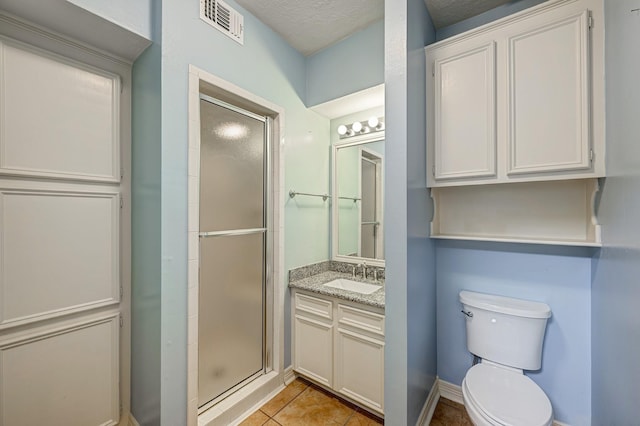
(459, 291), (553, 426)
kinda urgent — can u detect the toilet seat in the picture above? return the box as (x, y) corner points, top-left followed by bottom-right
(463, 363), (553, 426)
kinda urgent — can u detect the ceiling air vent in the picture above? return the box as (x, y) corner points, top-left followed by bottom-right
(200, 0), (244, 45)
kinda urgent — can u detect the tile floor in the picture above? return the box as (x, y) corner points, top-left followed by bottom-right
(239, 377), (383, 425)
(429, 397), (473, 426)
(239, 376), (472, 426)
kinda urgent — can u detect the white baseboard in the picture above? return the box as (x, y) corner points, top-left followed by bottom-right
(416, 379), (441, 426)
(284, 365), (295, 385)
(200, 371), (282, 426)
(128, 413), (140, 426)
(438, 379), (463, 405)
(437, 378), (570, 426)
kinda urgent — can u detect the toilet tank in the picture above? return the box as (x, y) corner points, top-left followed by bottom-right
(459, 291), (551, 371)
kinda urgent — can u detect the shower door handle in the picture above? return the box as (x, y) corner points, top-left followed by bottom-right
(199, 228), (267, 238)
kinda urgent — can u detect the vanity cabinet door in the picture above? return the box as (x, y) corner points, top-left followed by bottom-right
(294, 314), (333, 388)
(431, 41), (496, 183)
(507, 10), (591, 176)
(335, 328), (384, 413)
(335, 304), (385, 413)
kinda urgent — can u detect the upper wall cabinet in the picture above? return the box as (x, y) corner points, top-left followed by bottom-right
(426, 0), (604, 188)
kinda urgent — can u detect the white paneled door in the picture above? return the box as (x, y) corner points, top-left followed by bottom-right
(0, 28), (129, 426)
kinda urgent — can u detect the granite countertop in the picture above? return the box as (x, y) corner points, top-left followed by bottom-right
(289, 271), (385, 309)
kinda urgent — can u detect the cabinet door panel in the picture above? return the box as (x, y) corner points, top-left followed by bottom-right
(335, 328), (384, 413)
(507, 11), (590, 175)
(434, 42), (496, 180)
(294, 315), (333, 388)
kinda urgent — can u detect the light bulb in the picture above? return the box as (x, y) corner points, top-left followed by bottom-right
(337, 124), (348, 136)
(368, 116), (379, 128)
(352, 121), (363, 132)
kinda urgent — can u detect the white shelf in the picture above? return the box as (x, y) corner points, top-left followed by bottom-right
(430, 179), (601, 247)
(430, 234), (601, 248)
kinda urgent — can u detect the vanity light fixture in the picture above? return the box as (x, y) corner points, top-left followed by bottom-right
(337, 117), (384, 139)
(368, 116), (384, 131)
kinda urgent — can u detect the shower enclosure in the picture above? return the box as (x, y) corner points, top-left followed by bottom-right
(198, 95), (270, 409)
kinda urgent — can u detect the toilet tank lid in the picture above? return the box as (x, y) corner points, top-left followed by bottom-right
(459, 291), (551, 319)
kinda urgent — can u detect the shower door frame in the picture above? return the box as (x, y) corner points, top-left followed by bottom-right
(197, 94), (273, 412)
(187, 65), (285, 426)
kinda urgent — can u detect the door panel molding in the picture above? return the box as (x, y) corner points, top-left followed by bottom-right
(0, 36), (121, 183)
(0, 312), (120, 426)
(0, 188), (120, 328)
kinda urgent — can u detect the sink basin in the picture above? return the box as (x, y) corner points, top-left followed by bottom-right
(323, 279), (381, 295)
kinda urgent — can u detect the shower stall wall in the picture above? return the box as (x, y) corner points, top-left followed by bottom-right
(198, 95), (269, 409)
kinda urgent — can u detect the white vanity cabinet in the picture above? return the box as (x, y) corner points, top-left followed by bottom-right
(293, 292), (334, 388)
(292, 289), (385, 415)
(426, 0), (604, 187)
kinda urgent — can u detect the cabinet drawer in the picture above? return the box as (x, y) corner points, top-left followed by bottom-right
(337, 304), (384, 337)
(295, 292), (332, 321)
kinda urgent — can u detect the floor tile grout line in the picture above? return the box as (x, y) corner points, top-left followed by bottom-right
(264, 381), (309, 420)
(341, 409), (357, 426)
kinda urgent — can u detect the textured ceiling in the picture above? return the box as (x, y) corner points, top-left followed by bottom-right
(426, 0), (514, 28)
(234, 0), (384, 56)
(235, 0), (517, 57)
(234, 0), (516, 114)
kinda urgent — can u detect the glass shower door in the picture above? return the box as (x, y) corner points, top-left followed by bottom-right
(198, 96), (267, 408)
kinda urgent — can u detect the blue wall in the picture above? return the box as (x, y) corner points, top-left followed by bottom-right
(384, 0), (437, 424)
(306, 20), (384, 107)
(406, 0), (437, 421)
(437, 243), (593, 424)
(435, 0), (546, 40)
(130, 1), (162, 422)
(591, 1), (640, 423)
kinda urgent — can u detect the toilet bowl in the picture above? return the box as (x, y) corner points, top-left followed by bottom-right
(462, 362), (553, 426)
(459, 291), (554, 426)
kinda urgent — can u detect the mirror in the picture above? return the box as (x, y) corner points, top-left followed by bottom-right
(332, 137), (385, 265)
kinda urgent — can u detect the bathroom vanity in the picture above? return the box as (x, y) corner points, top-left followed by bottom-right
(289, 268), (385, 416)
